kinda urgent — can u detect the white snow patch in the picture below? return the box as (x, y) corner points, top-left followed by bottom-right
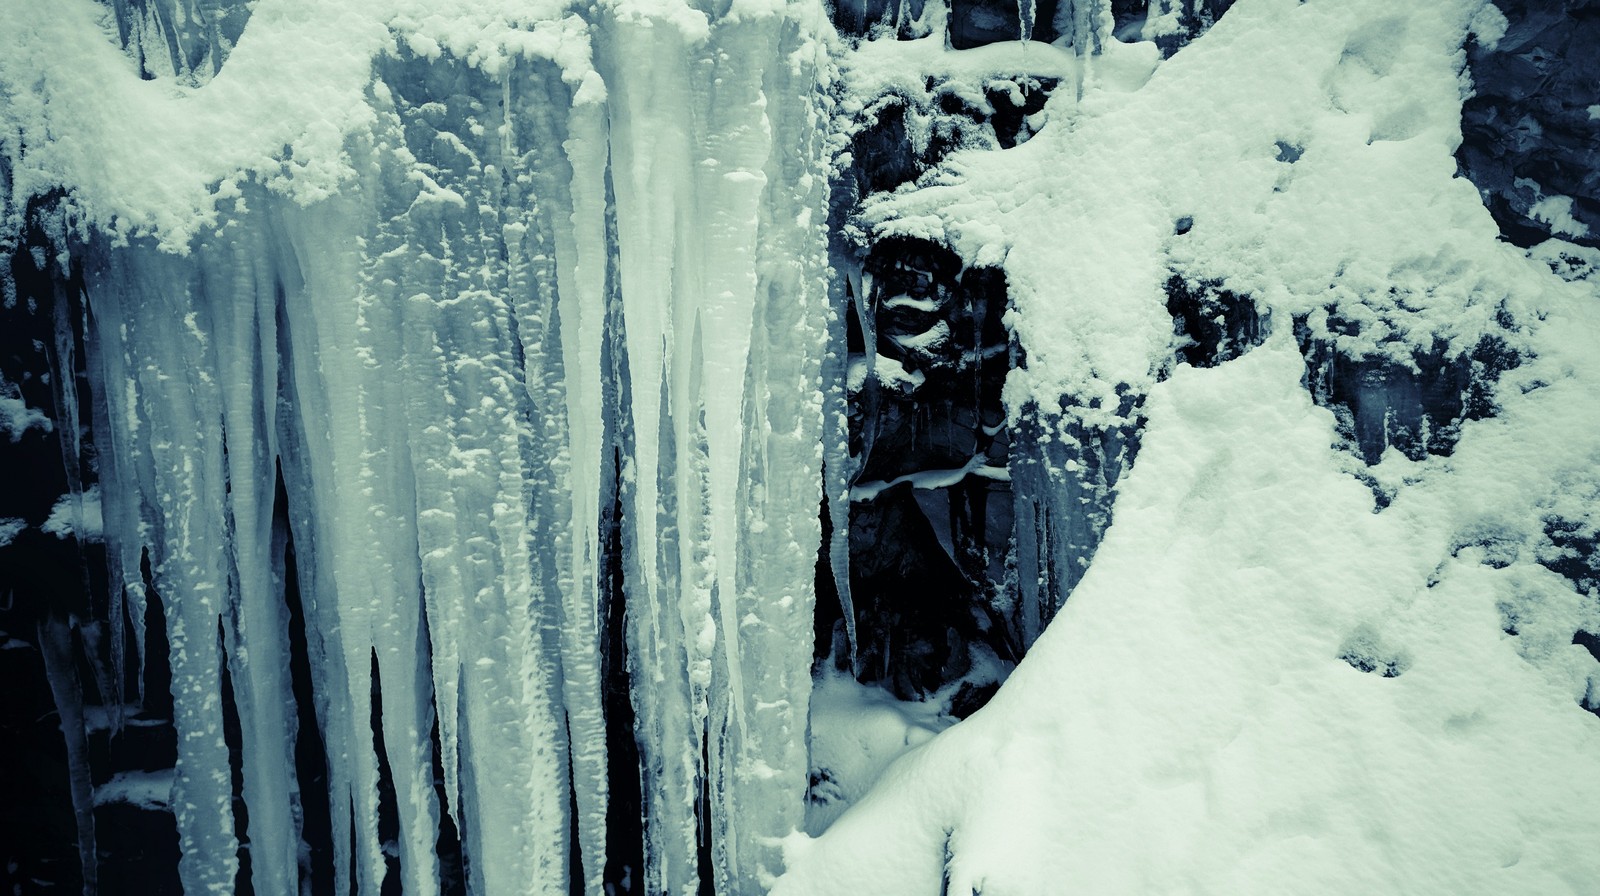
(871, 353), (925, 392)
(851, 455), (1007, 502)
(95, 769), (175, 811)
(42, 487), (102, 542)
(1530, 194), (1590, 239)
(0, 378), (51, 442)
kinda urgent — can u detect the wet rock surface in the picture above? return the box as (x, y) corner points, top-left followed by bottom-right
(843, 237), (1016, 696)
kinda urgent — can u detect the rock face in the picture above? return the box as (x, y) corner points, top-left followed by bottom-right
(1458, 0), (1600, 249)
(1296, 320), (1517, 469)
(827, 58), (1057, 696)
(103, 0), (254, 81)
(844, 238), (1015, 695)
(825, 1), (1249, 698)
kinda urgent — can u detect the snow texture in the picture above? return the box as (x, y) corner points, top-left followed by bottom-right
(42, 486), (102, 541)
(0, 376), (51, 441)
(775, 0), (1600, 893)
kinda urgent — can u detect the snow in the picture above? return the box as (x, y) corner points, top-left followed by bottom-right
(42, 486), (103, 541)
(780, 327), (1600, 894)
(871, 353), (926, 391)
(0, 517), (24, 547)
(776, 0), (1600, 892)
(1530, 194), (1590, 240)
(95, 770), (175, 811)
(6, 0), (1599, 892)
(851, 456), (1010, 502)
(803, 672), (945, 834)
(0, 377), (51, 441)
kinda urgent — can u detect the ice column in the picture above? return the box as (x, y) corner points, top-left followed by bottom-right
(599, 1), (830, 891)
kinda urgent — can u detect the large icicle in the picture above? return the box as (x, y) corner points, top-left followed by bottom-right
(277, 170), (442, 895)
(721, 8), (832, 889)
(598, 1), (830, 891)
(599, 7), (708, 892)
(200, 206), (301, 896)
(89, 246), (240, 894)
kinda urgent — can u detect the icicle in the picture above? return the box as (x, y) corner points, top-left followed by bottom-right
(551, 66), (615, 896)
(47, 7), (839, 894)
(599, 8), (707, 892)
(824, 261), (858, 665)
(38, 616), (97, 894)
(199, 206), (301, 896)
(89, 245), (241, 894)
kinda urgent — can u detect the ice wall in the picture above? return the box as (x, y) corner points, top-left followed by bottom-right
(2, 1), (830, 893)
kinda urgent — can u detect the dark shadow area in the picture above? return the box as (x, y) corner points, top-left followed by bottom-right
(601, 448), (644, 896)
(369, 652), (403, 896)
(276, 466), (336, 896)
(1165, 275), (1265, 368)
(218, 620), (256, 895)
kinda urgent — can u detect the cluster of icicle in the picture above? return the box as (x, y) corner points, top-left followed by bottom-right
(54, 2), (834, 893)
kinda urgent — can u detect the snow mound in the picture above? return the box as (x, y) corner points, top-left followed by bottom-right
(777, 0), (1600, 892)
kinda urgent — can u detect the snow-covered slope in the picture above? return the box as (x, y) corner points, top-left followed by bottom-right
(777, 0), (1600, 892)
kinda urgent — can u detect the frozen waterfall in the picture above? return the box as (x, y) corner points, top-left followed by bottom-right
(5, 0), (1600, 894)
(5, 0), (830, 893)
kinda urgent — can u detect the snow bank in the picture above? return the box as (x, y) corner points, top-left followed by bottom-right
(777, 0), (1600, 891)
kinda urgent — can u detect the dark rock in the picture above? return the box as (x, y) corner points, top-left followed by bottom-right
(1165, 275), (1264, 368)
(1574, 630), (1600, 663)
(1296, 314), (1518, 466)
(1458, 0), (1600, 249)
(949, 0), (1060, 48)
(849, 487), (980, 697)
(1009, 390), (1144, 645)
(830, 0), (932, 39)
(105, 0), (254, 81)
(947, 680), (1000, 718)
(844, 236), (1016, 696)
(1540, 513), (1597, 595)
